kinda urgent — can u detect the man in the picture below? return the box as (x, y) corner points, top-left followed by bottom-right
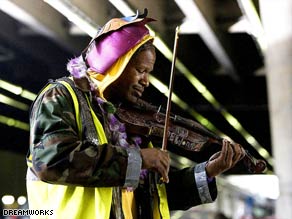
(26, 10), (244, 219)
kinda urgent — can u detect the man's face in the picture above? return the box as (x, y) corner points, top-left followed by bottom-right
(105, 48), (156, 103)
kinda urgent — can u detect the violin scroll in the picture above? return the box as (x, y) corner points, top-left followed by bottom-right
(243, 151), (267, 173)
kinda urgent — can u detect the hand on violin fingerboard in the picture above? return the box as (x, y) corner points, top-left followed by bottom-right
(140, 148), (170, 183)
(205, 139), (245, 177)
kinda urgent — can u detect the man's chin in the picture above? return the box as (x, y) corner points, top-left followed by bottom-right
(125, 96), (141, 105)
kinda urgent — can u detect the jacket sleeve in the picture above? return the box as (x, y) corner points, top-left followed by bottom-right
(29, 83), (141, 188)
(165, 162), (217, 210)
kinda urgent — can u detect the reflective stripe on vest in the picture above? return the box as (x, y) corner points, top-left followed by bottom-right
(27, 80), (112, 219)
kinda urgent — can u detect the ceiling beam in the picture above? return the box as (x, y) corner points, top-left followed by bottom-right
(44, 0), (112, 37)
(237, 0), (266, 53)
(175, 0), (240, 81)
(69, 0), (109, 25)
(0, 0), (87, 53)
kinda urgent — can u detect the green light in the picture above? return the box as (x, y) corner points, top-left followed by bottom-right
(246, 136), (257, 145)
(200, 118), (209, 126)
(0, 79), (22, 94)
(225, 114), (242, 130)
(149, 75), (168, 94)
(0, 115), (29, 131)
(258, 148), (270, 158)
(21, 90), (37, 101)
(0, 79), (37, 101)
(0, 94), (29, 111)
(7, 118), (16, 126)
(152, 36), (173, 61)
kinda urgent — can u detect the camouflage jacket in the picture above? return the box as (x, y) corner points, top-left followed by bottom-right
(27, 77), (217, 214)
(28, 78), (138, 188)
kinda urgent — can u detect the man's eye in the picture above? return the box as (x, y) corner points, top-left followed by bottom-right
(137, 68), (145, 73)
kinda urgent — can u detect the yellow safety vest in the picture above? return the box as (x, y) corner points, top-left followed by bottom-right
(26, 80), (170, 219)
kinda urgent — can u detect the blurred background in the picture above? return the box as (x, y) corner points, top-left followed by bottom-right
(0, 0), (291, 218)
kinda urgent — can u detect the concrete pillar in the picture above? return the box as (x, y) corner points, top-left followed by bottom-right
(260, 1), (292, 219)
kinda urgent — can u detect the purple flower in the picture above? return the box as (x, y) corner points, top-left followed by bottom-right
(67, 56), (87, 78)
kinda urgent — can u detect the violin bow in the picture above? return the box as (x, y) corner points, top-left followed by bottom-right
(162, 26), (180, 151)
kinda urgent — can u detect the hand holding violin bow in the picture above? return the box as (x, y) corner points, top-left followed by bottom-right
(140, 148), (170, 183)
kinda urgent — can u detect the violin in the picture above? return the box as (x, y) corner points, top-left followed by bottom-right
(116, 98), (267, 174)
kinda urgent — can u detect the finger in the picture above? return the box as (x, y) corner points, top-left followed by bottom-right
(160, 151), (170, 182)
(155, 160), (169, 183)
(147, 149), (169, 182)
(231, 143), (242, 163)
(160, 150), (170, 170)
(208, 151), (221, 161)
(231, 143), (245, 167)
(219, 139), (228, 158)
(161, 167), (169, 183)
(222, 139), (233, 163)
(161, 172), (169, 183)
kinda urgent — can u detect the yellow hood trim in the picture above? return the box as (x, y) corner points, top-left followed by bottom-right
(88, 34), (154, 99)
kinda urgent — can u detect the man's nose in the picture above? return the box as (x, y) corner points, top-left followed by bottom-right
(140, 73), (149, 87)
